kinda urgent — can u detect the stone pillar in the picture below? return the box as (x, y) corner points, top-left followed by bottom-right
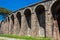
(19, 11), (28, 36)
(3, 21), (7, 34)
(1, 22), (4, 34)
(13, 14), (19, 35)
(44, 1), (53, 38)
(0, 22), (3, 34)
(0, 18), (9, 34)
(53, 20), (59, 40)
(3, 19), (9, 34)
(27, 26), (31, 36)
(31, 11), (39, 37)
(8, 16), (13, 34)
(46, 11), (53, 38)
(6, 17), (10, 34)
(5, 17), (9, 34)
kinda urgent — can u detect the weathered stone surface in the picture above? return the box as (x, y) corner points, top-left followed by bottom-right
(1, 0), (60, 40)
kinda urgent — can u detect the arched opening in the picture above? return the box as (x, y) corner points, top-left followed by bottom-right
(16, 12), (21, 28)
(51, 1), (60, 34)
(0, 22), (1, 29)
(24, 9), (31, 28)
(57, 8), (60, 33)
(11, 14), (14, 34)
(8, 17), (10, 22)
(11, 15), (14, 25)
(35, 5), (46, 37)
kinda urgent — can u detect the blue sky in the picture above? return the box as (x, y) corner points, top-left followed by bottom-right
(0, 0), (42, 21)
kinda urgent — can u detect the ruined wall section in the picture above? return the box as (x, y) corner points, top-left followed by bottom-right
(1, 0), (59, 40)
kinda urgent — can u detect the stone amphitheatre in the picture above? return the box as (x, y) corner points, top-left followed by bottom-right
(0, 0), (60, 40)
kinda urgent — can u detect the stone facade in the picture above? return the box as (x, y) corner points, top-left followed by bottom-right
(0, 0), (60, 40)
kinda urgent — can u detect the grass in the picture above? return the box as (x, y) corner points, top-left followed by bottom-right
(0, 34), (51, 40)
(0, 39), (4, 40)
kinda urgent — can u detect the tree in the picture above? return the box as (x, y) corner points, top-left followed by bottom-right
(0, 7), (12, 15)
(0, 7), (12, 21)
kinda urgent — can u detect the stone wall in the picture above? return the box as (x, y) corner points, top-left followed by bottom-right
(1, 0), (60, 40)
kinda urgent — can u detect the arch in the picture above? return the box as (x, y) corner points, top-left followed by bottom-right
(35, 5), (46, 37)
(24, 9), (31, 28)
(7, 17), (10, 22)
(11, 14), (14, 25)
(51, 1), (60, 33)
(16, 12), (21, 28)
(35, 5), (45, 14)
(35, 5), (45, 28)
(0, 23), (1, 28)
(11, 14), (14, 34)
(51, 1), (60, 20)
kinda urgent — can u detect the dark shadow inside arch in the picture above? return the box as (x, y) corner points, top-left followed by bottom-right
(16, 12), (21, 28)
(8, 17), (10, 22)
(51, 1), (60, 35)
(24, 9), (31, 29)
(57, 8), (60, 33)
(11, 15), (14, 25)
(0, 22), (1, 29)
(35, 5), (46, 37)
